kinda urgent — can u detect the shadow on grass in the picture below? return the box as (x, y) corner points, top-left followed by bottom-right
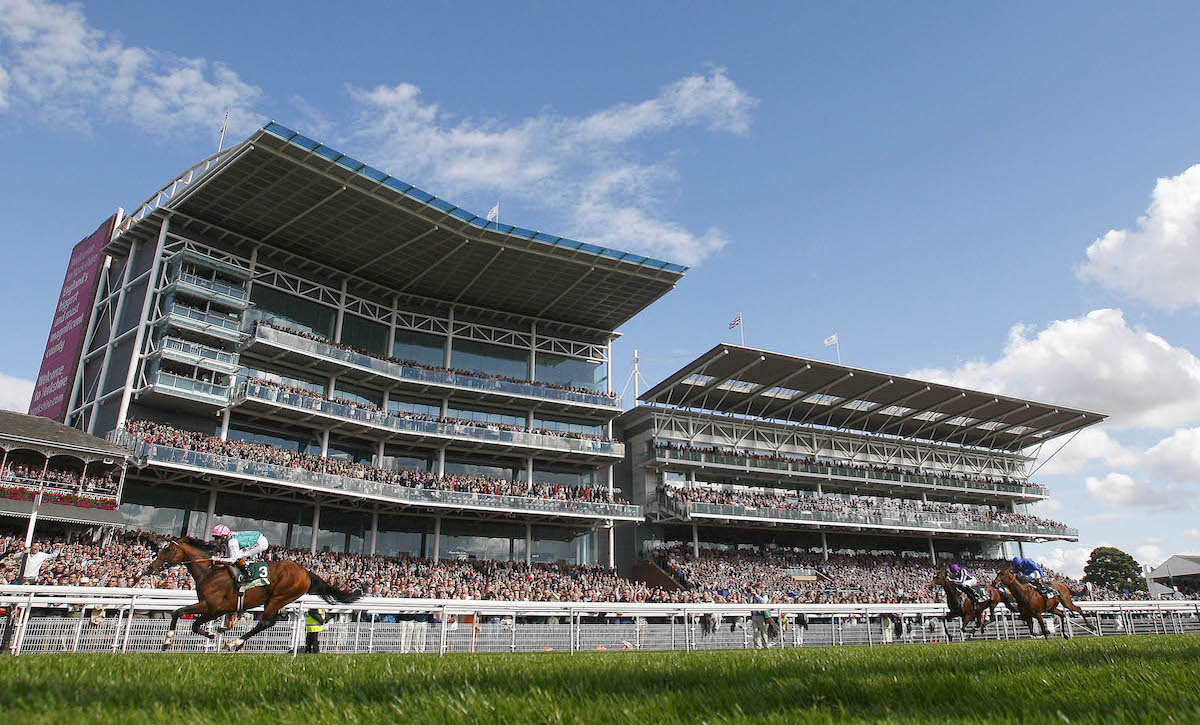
(1, 634), (1199, 724)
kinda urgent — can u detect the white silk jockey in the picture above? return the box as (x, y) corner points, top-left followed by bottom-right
(210, 525), (268, 580)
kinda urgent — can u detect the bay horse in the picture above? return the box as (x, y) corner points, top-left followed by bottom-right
(993, 569), (1086, 640)
(932, 568), (1001, 639)
(142, 537), (359, 651)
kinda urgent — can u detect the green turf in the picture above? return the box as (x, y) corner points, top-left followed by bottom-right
(2, 635), (1198, 724)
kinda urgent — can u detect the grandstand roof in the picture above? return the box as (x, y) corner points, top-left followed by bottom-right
(0, 409), (128, 461)
(109, 123), (686, 334)
(638, 344), (1105, 451)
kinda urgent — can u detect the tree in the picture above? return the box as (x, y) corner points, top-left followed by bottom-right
(1083, 547), (1144, 592)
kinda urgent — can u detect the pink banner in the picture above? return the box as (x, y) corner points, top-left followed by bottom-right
(28, 215), (116, 422)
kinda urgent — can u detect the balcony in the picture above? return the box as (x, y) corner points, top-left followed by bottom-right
(144, 371), (229, 407)
(244, 325), (621, 416)
(659, 495), (1078, 541)
(153, 337), (241, 376)
(118, 437), (642, 521)
(232, 381), (624, 461)
(157, 304), (246, 345)
(0, 474), (117, 503)
(651, 448), (1048, 501)
(163, 271), (250, 310)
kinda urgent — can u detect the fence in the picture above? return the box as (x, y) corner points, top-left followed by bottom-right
(3, 586), (1198, 656)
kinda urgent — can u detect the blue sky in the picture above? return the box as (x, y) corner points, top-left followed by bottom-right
(4, 0), (1200, 577)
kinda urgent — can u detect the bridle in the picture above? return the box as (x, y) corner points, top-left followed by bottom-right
(154, 539), (216, 569)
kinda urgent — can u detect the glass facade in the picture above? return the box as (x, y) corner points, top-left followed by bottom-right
(533, 417), (605, 438)
(447, 405), (526, 429)
(444, 454), (525, 481)
(535, 352), (605, 392)
(452, 339), (528, 380)
(393, 329), (445, 367)
(248, 286), (336, 338)
(340, 313), (388, 356)
(119, 482), (209, 537)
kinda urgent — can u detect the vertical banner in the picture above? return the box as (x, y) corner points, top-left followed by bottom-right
(27, 214), (117, 421)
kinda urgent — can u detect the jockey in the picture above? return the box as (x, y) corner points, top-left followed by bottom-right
(1012, 556), (1045, 584)
(210, 524), (268, 581)
(948, 563), (978, 602)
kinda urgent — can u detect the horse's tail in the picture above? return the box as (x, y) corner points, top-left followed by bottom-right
(306, 571), (361, 605)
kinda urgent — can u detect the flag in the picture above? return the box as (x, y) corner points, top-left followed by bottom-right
(729, 315), (742, 329)
(486, 202), (500, 222)
(824, 334), (838, 347)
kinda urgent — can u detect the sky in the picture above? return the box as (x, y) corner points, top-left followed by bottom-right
(3, 0), (1200, 578)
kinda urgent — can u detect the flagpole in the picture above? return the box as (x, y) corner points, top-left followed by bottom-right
(836, 338), (841, 364)
(217, 106), (231, 153)
(740, 312), (745, 346)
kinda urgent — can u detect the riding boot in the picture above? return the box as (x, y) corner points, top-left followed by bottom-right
(231, 559), (250, 582)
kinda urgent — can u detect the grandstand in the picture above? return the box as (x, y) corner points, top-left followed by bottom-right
(616, 344), (1105, 595)
(53, 122), (687, 568)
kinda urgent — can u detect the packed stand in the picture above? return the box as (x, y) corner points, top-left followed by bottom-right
(1, 463), (118, 497)
(654, 442), (1045, 494)
(125, 420), (627, 505)
(653, 546), (1134, 604)
(242, 376), (616, 443)
(660, 483), (1071, 533)
(256, 321), (617, 401)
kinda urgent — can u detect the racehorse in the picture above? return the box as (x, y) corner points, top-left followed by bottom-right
(142, 537), (359, 651)
(932, 568), (1001, 639)
(992, 569), (1087, 640)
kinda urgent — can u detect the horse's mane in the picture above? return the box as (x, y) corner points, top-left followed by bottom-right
(177, 536), (218, 554)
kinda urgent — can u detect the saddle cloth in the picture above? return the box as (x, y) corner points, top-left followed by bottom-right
(236, 562), (270, 592)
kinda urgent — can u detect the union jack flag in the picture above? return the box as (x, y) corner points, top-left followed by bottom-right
(729, 315), (742, 329)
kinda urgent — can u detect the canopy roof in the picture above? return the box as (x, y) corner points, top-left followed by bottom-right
(110, 123), (686, 334)
(0, 410), (128, 461)
(638, 344), (1105, 451)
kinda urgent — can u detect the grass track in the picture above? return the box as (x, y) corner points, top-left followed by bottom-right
(2, 634), (1198, 724)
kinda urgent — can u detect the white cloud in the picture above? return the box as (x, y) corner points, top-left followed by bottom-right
(1026, 497), (1064, 517)
(1184, 528), (1200, 539)
(0, 371), (33, 412)
(348, 68), (757, 266)
(1084, 472), (1172, 509)
(1079, 164), (1200, 309)
(1133, 539), (1165, 569)
(0, 0), (261, 135)
(1034, 426), (1138, 475)
(1143, 427), (1200, 484)
(910, 309), (1200, 429)
(1037, 545), (1095, 579)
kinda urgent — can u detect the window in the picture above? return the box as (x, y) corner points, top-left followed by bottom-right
(535, 352), (605, 392)
(247, 286), (336, 338)
(340, 314), (388, 356)
(451, 339), (529, 380)
(393, 329), (445, 367)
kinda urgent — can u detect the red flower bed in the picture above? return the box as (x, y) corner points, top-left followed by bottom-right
(0, 485), (116, 511)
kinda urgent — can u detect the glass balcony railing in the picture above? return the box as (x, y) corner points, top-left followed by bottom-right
(252, 325), (620, 409)
(151, 371), (229, 402)
(164, 304), (244, 337)
(653, 448), (1047, 498)
(667, 496), (1077, 538)
(160, 337), (239, 370)
(234, 381), (625, 458)
(114, 436), (641, 519)
(170, 271), (249, 304)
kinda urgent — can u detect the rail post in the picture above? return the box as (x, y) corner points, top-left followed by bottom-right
(510, 611), (517, 652)
(438, 606), (448, 656)
(866, 611), (873, 647)
(120, 596), (137, 652)
(109, 604), (126, 652)
(13, 592), (35, 655)
(471, 611), (479, 654)
(569, 610), (576, 655)
(71, 606), (86, 652)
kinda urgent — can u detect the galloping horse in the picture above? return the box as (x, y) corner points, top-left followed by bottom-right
(993, 569), (1086, 640)
(933, 568), (1001, 639)
(143, 537), (359, 651)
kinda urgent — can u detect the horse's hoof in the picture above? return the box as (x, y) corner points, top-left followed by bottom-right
(224, 638), (245, 652)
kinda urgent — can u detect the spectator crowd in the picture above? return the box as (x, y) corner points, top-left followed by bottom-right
(126, 420), (626, 505)
(660, 484), (1071, 533)
(654, 442), (1046, 494)
(241, 376), (615, 443)
(0, 527), (1138, 603)
(1, 463), (118, 498)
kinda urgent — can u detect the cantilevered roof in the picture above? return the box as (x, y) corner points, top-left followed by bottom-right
(108, 122), (687, 333)
(638, 344), (1106, 451)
